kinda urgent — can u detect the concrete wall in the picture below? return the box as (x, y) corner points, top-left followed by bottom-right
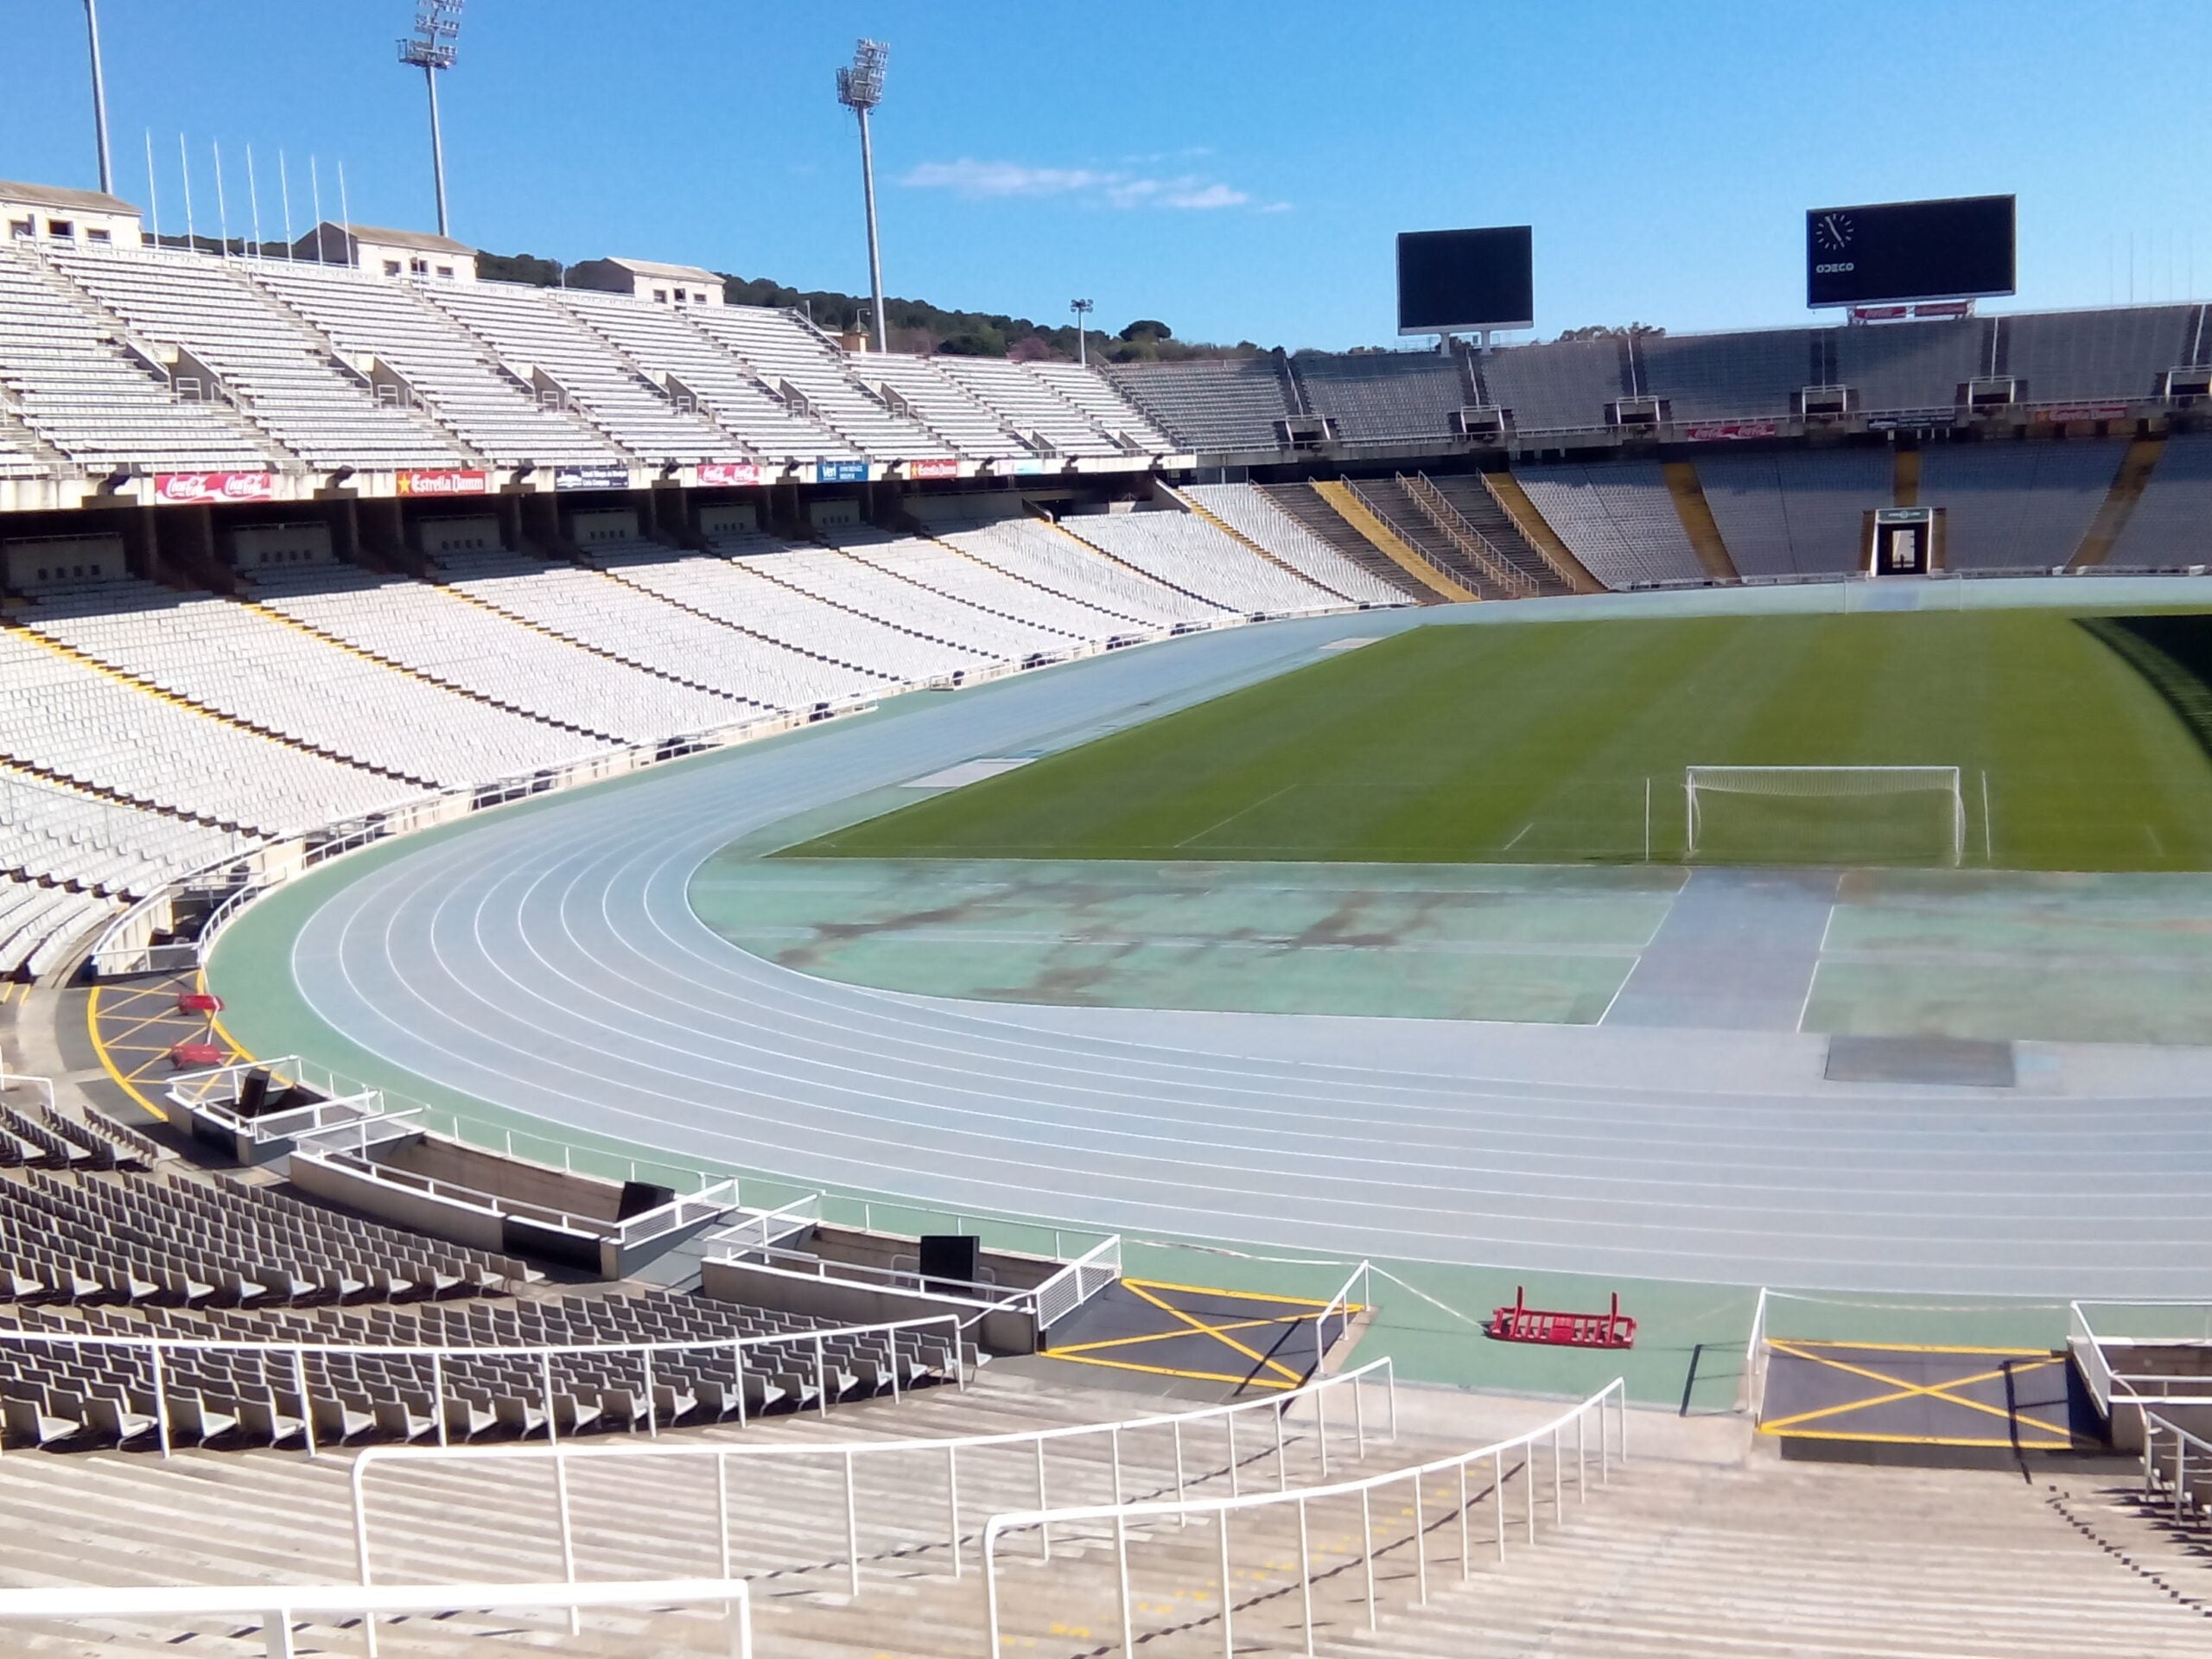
(3, 531), (126, 587)
(702, 1257), (1037, 1355)
(373, 1135), (629, 1224)
(226, 520), (334, 569)
(287, 1149), (508, 1253)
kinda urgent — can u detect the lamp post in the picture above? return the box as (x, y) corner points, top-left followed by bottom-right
(84, 0), (113, 194)
(1071, 298), (1095, 366)
(836, 40), (891, 353)
(397, 1), (466, 237)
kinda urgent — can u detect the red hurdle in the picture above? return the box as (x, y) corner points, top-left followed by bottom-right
(1486, 1286), (1637, 1350)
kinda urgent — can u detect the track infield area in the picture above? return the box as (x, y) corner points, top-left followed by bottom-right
(789, 609), (2212, 872)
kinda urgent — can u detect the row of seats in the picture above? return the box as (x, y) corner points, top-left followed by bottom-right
(1108, 306), (2212, 450)
(0, 513), (1358, 925)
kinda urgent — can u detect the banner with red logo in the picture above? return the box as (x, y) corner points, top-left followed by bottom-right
(151, 471), (276, 505)
(696, 461), (766, 487)
(1682, 422), (1779, 442)
(397, 468), (490, 497)
(907, 457), (960, 480)
(2033, 404), (2130, 424)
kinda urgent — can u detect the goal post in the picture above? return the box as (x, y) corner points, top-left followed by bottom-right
(1684, 766), (1967, 867)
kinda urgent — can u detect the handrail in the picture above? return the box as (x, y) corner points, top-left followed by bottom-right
(2143, 1410), (2212, 1524)
(0, 1576), (751, 1659)
(0, 1311), (964, 1462)
(982, 1376), (1625, 1659)
(353, 1356), (1395, 1605)
(1400, 473), (1536, 596)
(1742, 1284), (1770, 1415)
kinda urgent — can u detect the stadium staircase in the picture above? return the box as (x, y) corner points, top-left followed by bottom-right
(1251, 484), (1440, 603)
(2069, 434), (2167, 569)
(1482, 471), (1605, 593)
(1662, 460), (1743, 582)
(1391, 474), (1540, 597)
(1309, 481), (1477, 601)
(0, 1371), (2203, 1656)
(1163, 485), (1366, 606)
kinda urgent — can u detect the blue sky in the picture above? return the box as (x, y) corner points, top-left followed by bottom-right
(4, 2), (2209, 350)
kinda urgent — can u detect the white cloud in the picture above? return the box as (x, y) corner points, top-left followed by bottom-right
(901, 156), (1266, 213)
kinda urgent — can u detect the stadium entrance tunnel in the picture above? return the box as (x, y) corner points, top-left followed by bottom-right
(1034, 1278), (1365, 1400)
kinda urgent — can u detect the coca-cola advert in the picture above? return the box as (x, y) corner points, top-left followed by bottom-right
(695, 462), (765, 487)
(907, 457), (960, 480)
(397, 468), (491, 497)
(1682, 422), (1779, 442)
(151, 470), (276, 505)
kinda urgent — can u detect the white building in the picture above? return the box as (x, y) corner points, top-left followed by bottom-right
(0, 179), (143, 249)
(290, 223), (478, 283)
(566, 256), (723, 307)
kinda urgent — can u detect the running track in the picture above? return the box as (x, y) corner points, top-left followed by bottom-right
(260, 607), (2212, 1297)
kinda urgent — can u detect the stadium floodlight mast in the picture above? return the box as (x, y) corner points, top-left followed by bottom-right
(397, 0), (466, 237)
(82, 0), (114, 194)
(1071, 298), (1095, 365)
(836, 38), (891, 353)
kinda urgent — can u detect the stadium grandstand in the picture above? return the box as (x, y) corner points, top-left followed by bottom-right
(1, 7), (2210, 1656)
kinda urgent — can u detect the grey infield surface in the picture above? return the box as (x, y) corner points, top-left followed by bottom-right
(269, 606), (2212, 1299)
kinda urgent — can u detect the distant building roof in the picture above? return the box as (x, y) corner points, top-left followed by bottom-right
(0, 179), (139, 215)
(583, 256), (723, 284)
(302, 221), (474, 257)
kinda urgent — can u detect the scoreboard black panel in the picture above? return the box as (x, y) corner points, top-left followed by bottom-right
(1806, 195), (2016, 308)
(1396, 226), (1534, 334)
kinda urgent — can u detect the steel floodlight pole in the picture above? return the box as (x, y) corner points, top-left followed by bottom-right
(836, 40), (891, 353)
(1071, 298), (1094, 366)
(84, 0), (114, 194)
(399, 1), (465, 238)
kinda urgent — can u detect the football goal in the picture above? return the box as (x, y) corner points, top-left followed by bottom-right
(1683, 766), (1967, 867)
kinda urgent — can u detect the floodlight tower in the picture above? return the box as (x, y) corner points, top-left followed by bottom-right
(1070, 298), (1095, 366)
(836, 39), (891, 353)
(397, 0), (466, 237)
(83, 1), (114, 194)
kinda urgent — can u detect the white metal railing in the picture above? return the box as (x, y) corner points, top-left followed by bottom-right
(983, 1376), (1624, 1659)
(0, 1575), (751, 1659)
(1313, 1260), (1371, 1381)
(353, 1357), (1395, 1607)
(1027, 1233), (1122, 1329)
(2068, 1300), (2212, 1423)
(2143, 1412), (2212, 1524)
(0, 1312), (963, 1462)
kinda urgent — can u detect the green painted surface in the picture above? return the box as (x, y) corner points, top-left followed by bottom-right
(792, 611), (2212, 872)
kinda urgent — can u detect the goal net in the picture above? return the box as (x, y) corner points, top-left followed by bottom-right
(1684, 766), (1967, 867)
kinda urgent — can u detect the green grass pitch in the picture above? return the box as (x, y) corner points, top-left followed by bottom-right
(791, 609), (2212, 871)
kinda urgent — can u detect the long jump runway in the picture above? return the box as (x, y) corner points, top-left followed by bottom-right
(238, 607), (2212, 1298)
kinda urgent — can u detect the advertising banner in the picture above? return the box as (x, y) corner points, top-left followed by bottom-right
(396, 468), (490, 497)
(151, 471), (276, 505)
(2033, 404), (2130, 424)
(1005, 458), (1047, 476)
(695, 461), (766, 487)
(1682, 422), (1779, 442)
(553, 464), (630, 491)
(815, 459), (870, 484)
(907, 457), (960, 480)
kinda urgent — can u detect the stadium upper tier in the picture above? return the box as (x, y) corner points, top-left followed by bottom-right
(2, 233), (2210, 493)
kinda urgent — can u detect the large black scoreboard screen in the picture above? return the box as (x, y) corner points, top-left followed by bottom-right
(1396, 226), (1534, 335)
(1806, 194), (2015, 308)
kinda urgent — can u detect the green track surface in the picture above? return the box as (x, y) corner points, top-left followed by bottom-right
(791, 611), (2212, 871)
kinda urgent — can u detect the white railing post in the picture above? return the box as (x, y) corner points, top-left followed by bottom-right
(540, 1353), (557, 1446)
(983, 1526), (1004, 1659)
(1360, 1486), (1376, 1630)
(716, 1450), (731, 1582)
(262, 1606), (296, 1659)
(296, 1349), (318, 1459)
(1552, 1425), (1562, 1516)
(643, 1350), (658, 1439)
(430, 1351), (448, 1449)
(1413, 1471), (1427, 1605)
(553, 1452), (579, 1636)
(843, 1451), (861, 1597)
(1458, 1459), (1470, 1580)
(1173, 1419), (1187, 1525)
(1035, 1437), (1051, 1561)
(815, 1336), (830, 1421)
(1297, 1496), (1313, 1658)
(150, 1344), (172, 1460)
(1577, 1410), (1586, 1501)
(1273, 1403), (1286, 1491)
(1110, 1424), (1124, 1505)
(946, 1444), (962, 1578)
(1114, 1510), (1134, 1659)
(733, 1341), (747, 1428)
(1227, 1411), (1240, 1497)
(1217, 1511), (1232, 1659)
(1354, 1370), (1367, 1459)
(1495, 1449), (1506, 1562)
(1525, 1446), (1536, 1543)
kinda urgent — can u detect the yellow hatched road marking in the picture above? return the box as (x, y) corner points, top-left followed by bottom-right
(1760, 1341), (2071, 1441)
(1122, 1281), (1306, 1386)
